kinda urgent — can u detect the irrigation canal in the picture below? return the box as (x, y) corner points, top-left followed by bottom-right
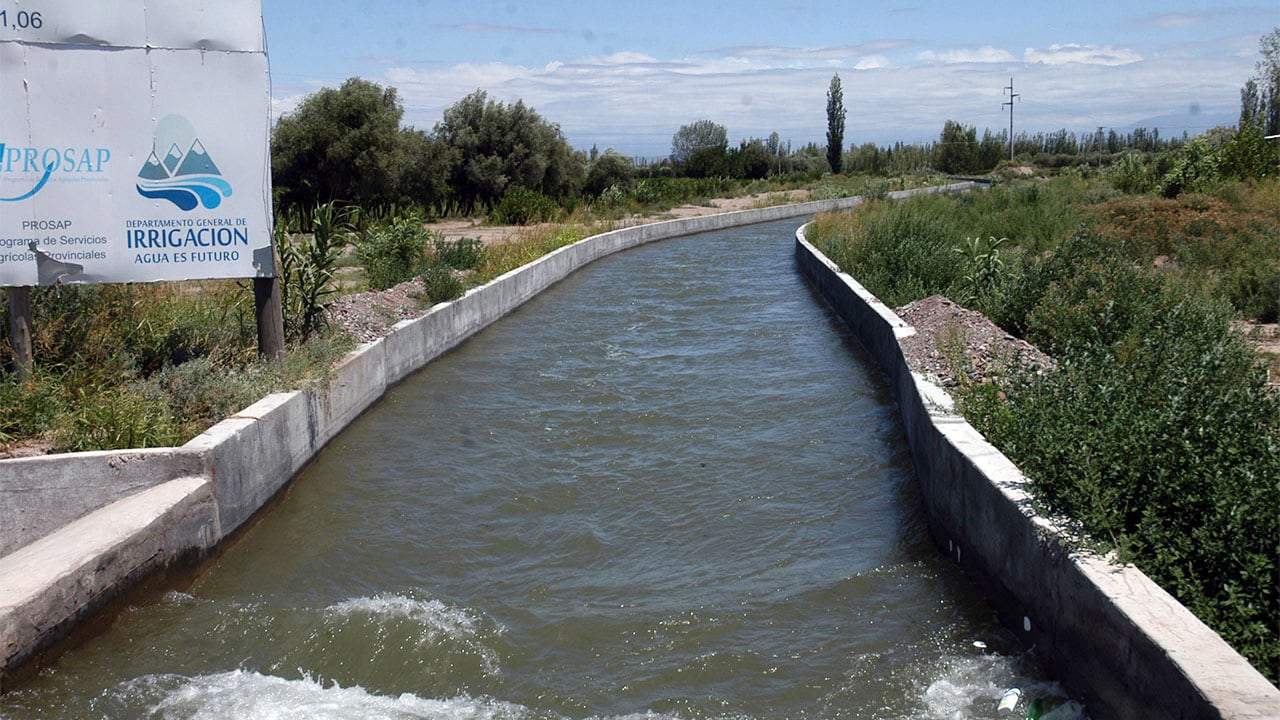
(2, 218), (1075, 719)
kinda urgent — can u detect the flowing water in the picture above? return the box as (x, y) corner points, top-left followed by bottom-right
(1, 219), (1079, 719)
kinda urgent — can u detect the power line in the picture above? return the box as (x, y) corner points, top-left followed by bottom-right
(1003, 77), (1020, 163)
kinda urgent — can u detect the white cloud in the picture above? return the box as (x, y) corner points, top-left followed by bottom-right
(917, 46), (1016, 64)
(854, 55), (891, 70)
(1023, 43), (1142, 66)
(284, 33), (1244, 155)
(1151, 13), (1203, 28)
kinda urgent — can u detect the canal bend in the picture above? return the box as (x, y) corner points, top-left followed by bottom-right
(3, 218), (1068, 719)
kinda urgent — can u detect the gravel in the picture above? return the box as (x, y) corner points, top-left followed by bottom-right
(896, 295), (1054, 388)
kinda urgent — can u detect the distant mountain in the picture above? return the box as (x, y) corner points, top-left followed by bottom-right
(1116, 108), (1236, 139)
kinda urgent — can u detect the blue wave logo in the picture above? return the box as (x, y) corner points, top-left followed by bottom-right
(136, 115), (232, 211)
(0, 161), (54, 202)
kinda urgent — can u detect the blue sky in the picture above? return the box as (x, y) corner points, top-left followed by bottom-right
(263, 1), (1275, 157)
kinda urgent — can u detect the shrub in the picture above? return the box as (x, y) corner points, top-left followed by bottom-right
(1106, 152), (1156, 194)
(809, 199), (964, 307)
(143, 357), (264, 437)
(585, 152), (636, 196)
(490, 187), (557, 225)
(416, 263), (464, 305)
(970, 297), (1279, 678)
(432, 236), (486, 271)
(358, 215), (431, 290)
(1158, 137), (1221, 198)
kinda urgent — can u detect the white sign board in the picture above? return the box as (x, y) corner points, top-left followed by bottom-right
(0, 0), (273, 285)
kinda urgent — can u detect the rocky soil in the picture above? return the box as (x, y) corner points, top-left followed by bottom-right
(896, 295), (1054, 388)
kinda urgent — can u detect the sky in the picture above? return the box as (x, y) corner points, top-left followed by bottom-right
(262, 1), (1276, 158)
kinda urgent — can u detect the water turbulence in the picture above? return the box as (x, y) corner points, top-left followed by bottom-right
(2, 219), (1078, 719)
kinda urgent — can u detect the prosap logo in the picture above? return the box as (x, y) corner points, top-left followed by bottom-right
(0, 143), (111, 201)
(136, 115), (232, 211)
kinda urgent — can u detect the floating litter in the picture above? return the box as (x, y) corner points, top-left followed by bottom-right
(998, 687), (1021, 714)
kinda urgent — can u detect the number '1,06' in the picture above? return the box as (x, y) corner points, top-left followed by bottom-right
(0, 10), (44, 30)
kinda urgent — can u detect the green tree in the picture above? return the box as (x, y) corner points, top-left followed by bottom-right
(826, 74), (846, 174)
(1257, 27), (1280, 135)
(584, 150), (636, 196)
(730, 138), (774, 179)
(935, 120), (979, 174)
(271, 78), (447, 211)
(670, 120), (728, 167)
(435, 90), (585, 209)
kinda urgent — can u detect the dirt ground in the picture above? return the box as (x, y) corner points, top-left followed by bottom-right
(423, 189), (814, 245)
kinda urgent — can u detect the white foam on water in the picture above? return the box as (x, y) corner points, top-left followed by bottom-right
(916, 653), (1083, 720)
(323, 593), (504, 674)
(129, 670), (524, 720)
(325, 594), (493, 638)
(109, 670), (721, 720)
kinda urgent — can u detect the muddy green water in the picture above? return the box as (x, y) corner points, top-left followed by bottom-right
(1, 219), (1075, 719)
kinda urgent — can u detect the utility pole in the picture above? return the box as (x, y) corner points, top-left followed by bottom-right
(1097, 126), (1105, 169)
(1003, 77), (1020, 163)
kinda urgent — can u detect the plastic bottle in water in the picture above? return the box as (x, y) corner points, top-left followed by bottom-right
(997, 687), (1022, 715)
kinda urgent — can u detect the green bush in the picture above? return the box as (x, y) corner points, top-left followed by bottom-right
(1158, 137), (1221, 198)
(416, 263), (464, 305)
(1106, 152), (1156, 194)
(490, 187), (557, 225)
(432, 236), (486, 271)
(1222, 261), (1280, 323)
(143, 357), (264, 437)
(814, 198), (964, 307)
(357, 216), (431, 290)
(968, 296), (1279, 679)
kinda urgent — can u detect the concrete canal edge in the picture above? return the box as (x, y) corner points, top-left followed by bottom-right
(0, 186), (959, 686)
(794, 226), (1280, 720)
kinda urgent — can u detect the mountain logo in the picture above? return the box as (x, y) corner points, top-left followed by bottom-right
(136, 115), (232, 211)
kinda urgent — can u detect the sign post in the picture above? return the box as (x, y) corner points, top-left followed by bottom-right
(0, 0), (280, 361)
(5, 286), (30, 378)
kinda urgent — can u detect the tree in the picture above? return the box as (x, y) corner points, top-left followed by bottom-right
(935, 120), (979, 174)
(435, 90), (585, 209)
(271, 77), (442, 211)
(1242, 27), (1280, 135)
(584, 150), (636, 196)
(826, 74), (846, 174)
(670, 120), (728, 167)
(730, 138), (773, 179)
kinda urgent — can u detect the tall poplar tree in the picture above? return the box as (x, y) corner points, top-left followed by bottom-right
(826, 74), (846, 174)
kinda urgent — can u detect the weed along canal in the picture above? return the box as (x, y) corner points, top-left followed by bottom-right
(2, 219), (1076, 719)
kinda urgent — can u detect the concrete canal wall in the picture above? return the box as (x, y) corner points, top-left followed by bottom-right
(0, 186), (966, 683)
(794, 226), (1280, 720)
